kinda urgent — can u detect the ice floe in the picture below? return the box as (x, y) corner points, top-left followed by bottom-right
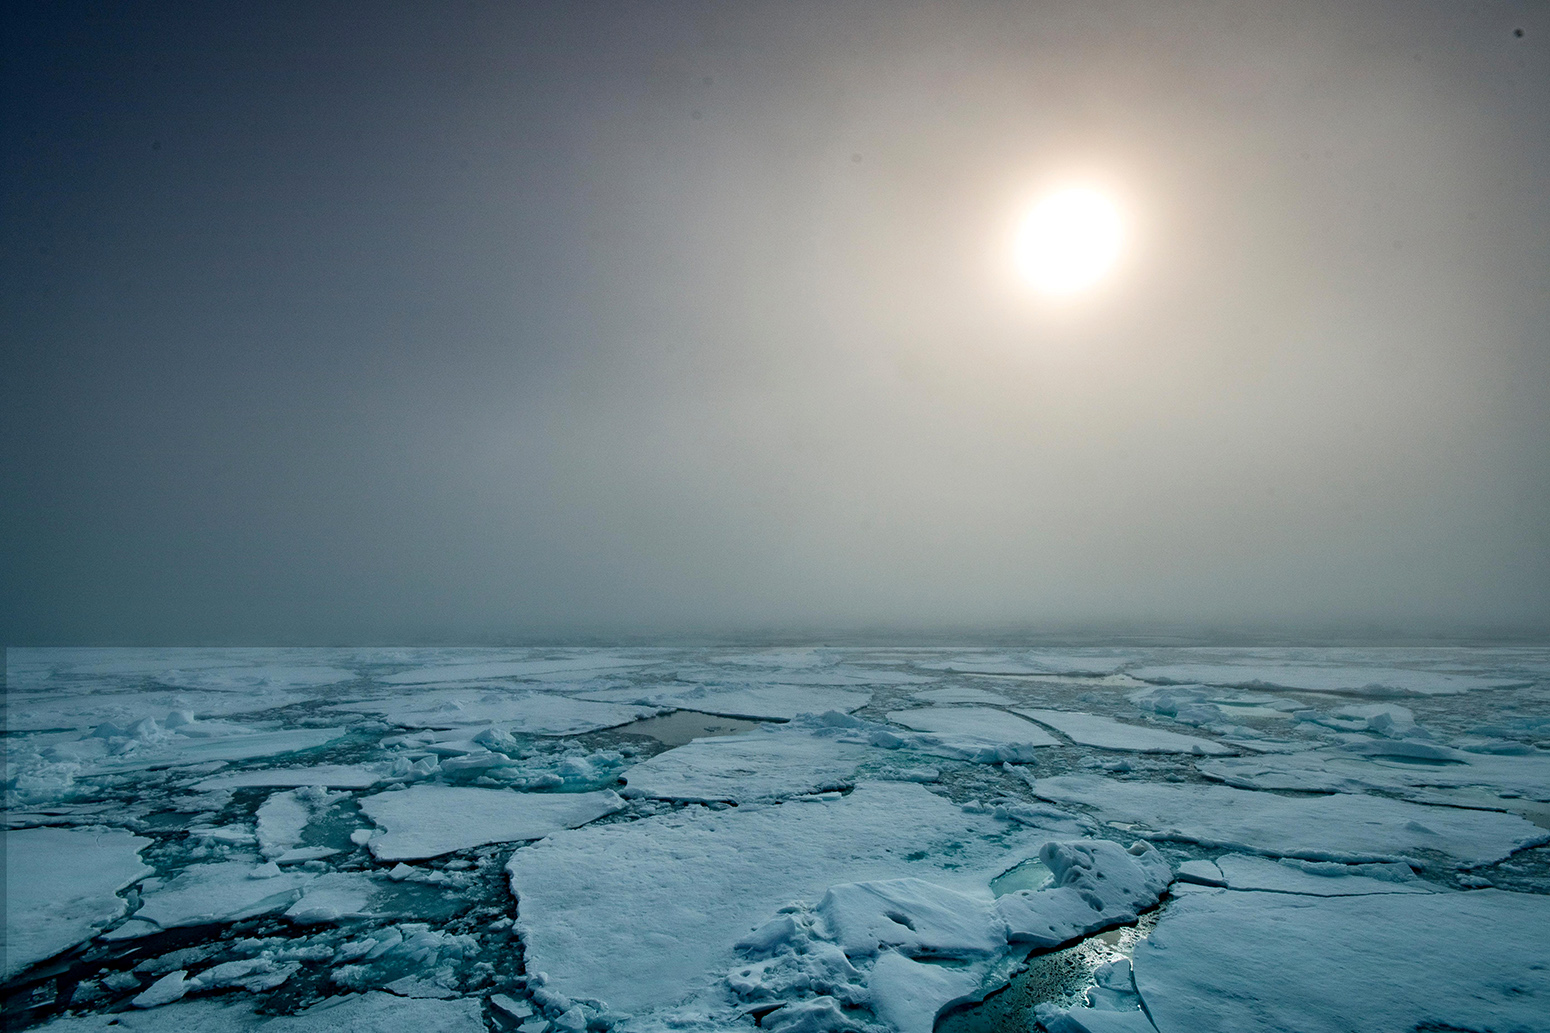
(1129, 662), (1530, 696)
(359, 784), (624, 860)
(1029, 774), (1548, 866)
(3, 827), (153, 978)
(330, 688), (658, 733)
(507, 782), (1062, 1019)
(105, 862), (313, 939)
(886, 707), (1058, 761)
(1129, 888), (1550, 1032)
(576, 683), (872, 720)
(622, 726), (868, 803)
(1013, 709), (1234, 755)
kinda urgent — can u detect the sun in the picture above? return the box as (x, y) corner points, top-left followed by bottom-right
(1014, 186), (1125, 295)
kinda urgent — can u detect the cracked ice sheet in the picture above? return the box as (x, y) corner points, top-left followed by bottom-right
(36, 992), (485, 1033)
(506, 782), (1061, 1020)
(574, 683), (872, 720)
(1130, 889), (1550, 1033)
(86, 727), (349, 774)
(1029, 775), (1548, 866)
(1197, 748), (1550, 801)
(327, 688), (659, 733)
(622, 725), (870, 803)
(359, 785), (624, 860)
(3, 827), (153, 978)
(1128, 662), (1529, 696)
(886, 707), (1059, 761)
(1013, 710), (1234, 755)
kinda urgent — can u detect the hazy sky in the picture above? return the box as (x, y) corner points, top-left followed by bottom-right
(3, 0), (1547, 644)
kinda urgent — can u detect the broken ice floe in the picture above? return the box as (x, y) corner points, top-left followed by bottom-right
(358, 784), (624, 860)
(885, 707), (1058, 762)
(3, 826), (153, 978)
(1029, 774), (1548, 866)
(1013, 709), (1233, 755)
(1126, 888), (1550, 1032)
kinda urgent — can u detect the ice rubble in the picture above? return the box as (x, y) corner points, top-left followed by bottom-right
(1029, 774), (1548, 865)
(1127, 888), (1550, 1032)
(3, 827), (153, 978)
(621, 726), (869, 803)
(1012, 710), (1233, 755)
(885, 707), (1058, 761)
(358, 784), (624, 860)
(730, 839), (1171, 1033)
(36, 992), (485, 1032)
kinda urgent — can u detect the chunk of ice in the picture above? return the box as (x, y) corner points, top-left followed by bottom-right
(2, 827), (153, 978)
(360, 785), (624, 860)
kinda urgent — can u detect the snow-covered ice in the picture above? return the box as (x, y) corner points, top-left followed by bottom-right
(886, 706), (1059, 761)
(5, 645), (1548, 1033)
(1029, 774), (1548, 866)
(359, 784), (624, 860)
(1131, 888), (1550, 1032)
(1013, 709), (1234, 754)
(3, 827), (153, 978)
(621, 726), (869, 803)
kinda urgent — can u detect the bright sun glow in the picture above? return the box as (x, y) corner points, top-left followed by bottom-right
(1015, 187), (1125, 295)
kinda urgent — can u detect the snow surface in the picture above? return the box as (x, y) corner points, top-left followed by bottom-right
(885, 707), (1058, 761)
(1029, 774), (1548, 866)
(359, 785), (624, 860)
(1013, 709), (1234, 754)
(621, 726), (869, 802)
(3, 827), (153, 978)
(506, 782), (1063, 1019)
(329, 689), (658, 734)
(1132, 888), (1550, 1032)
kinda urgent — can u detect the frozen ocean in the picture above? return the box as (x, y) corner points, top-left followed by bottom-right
(4, 646), (1550, 1033)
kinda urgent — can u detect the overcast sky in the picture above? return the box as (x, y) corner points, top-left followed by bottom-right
(3, 0), (1547, 644)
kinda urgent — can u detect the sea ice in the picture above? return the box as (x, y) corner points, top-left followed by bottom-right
(358, 785), (624, 860)
(35, 991), (485, 1032)
(1197, 747), (1550, 801)
(1129, 662), (1529, 696)
(1130, 888), (1550, 1032)
(885, 707), (1058, 761)
(506, 782), (1056, 1019)
(912, 687), (1015, 705)
(1206, 853), (1432, 895)
(621, 726), (869, 803)
(191, 764), (390, 790)
(105, 862), (313, 939)
(1029, 774), (1547, 866)
(1012, 710), (1234, 755)
(3, 826), (153, 978)
(576, 684), (871, 721)
(329, 689), (657, 734)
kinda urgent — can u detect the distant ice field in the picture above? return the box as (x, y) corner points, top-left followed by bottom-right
(4, 645), (1549, 1033)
